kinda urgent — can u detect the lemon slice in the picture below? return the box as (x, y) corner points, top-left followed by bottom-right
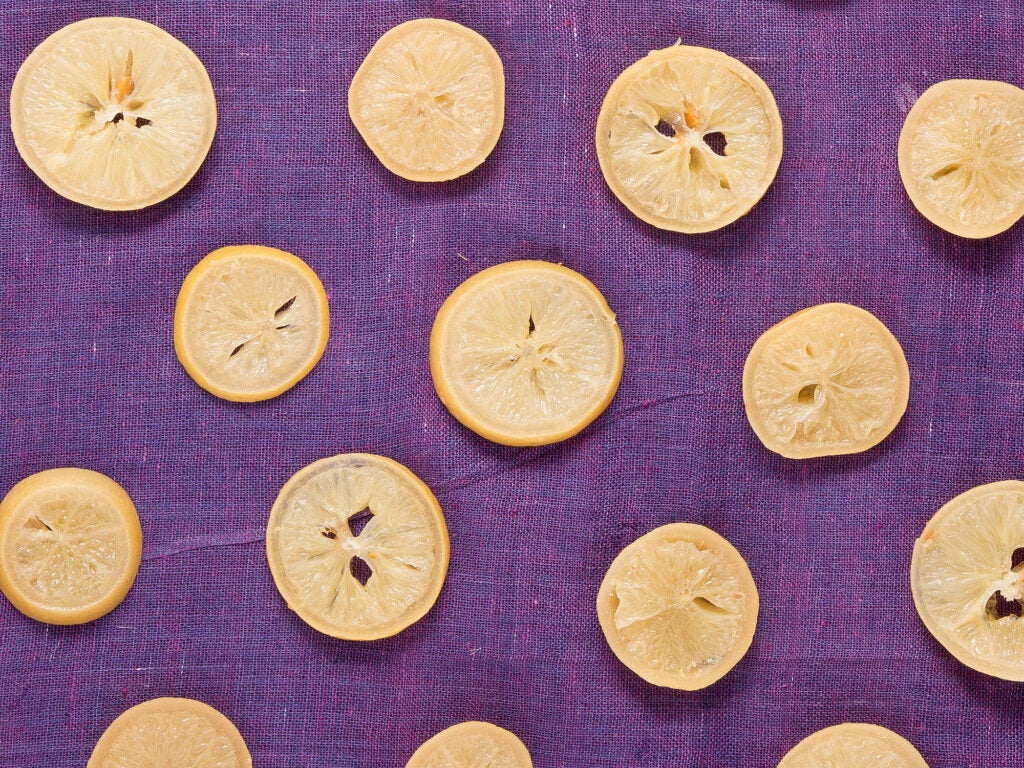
(777, 724), (929, 768)
(911, 480), (1024, 680)
(266, 453), (449, 640)
(10, 17), (217, 210)
(406, 722), (532, 768)
(430, 261), (623, 446)
(898, 79), (1024, 239)
(87, 698), (251, 768)
(596, 43), (783, 233)
(174, 245), (330, 402)
(0, 468), (142, 625)
(596, 523), (759, 690)
(743, 303), (910, 459)
(348, 18), (504, 182)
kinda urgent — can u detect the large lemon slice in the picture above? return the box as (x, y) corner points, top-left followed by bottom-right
(596, 43), (783, 232)
(266, 453), (449, 641)
(898, 79), (1024, 238)
(406, 722), (532, 768)
(10, 17), (217, 210)
(596, 523), (759, 690)
(349, 18), (504, 182)
(743, 303), (910, 459)
(777, 724), (929, 768)
(0, 468), (142, 625)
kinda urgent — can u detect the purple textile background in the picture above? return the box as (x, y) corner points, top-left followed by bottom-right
(2, 0), (1024, 766)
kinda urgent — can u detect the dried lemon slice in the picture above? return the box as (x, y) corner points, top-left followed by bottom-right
(10, 17), (216, 210)
(596, 43), (783, 232)
(266, 453), (449, 641)
(349, 18), (504, 182)
(430, 261), (623, 446)
(743, 303), (910, 459)
(88, 698), (251, 768)
(174, 245), (330, 402)
(0, 468), (142, 625)
(777, 724), (929, 768)
(406, 722), (532, 768)
(898, 79), (1024, 238)
(911, 480), (1024, 680)
(596, 523), (758, 690)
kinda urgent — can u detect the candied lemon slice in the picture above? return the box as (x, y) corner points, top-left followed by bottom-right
(596, 43), (782, 233)
(0, 468), (142, 625)
(348, 18), (504, 182)
(406, 722), (532, 768)
(777, 724), (929, 768)
(174, 245), (330, 402)
(898, 80), (1024, 239)
(743, 303), (910, 459)
(266, 453), (449, 641)
(596, 523), (758, 690)
(88, 698), (251, 768)
(10, 17), (216, 210)
(911, 480), (1024, 681)
(430, 261), (623, 446)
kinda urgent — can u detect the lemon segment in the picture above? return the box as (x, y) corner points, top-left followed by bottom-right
(777, 724), (930, 768)
(406, 722), (532, 768)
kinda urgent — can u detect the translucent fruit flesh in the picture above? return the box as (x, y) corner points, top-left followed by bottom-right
(777, 723), (929, 768)
(10, 17), (217, 210)
(405, 722), (532, 768)
(596, 44), (783, 233)
(743, 303), (910, 459)
(430, 260), (623, 446)
(348, 18), (504, 182)
(266, 453), (449, 641)
(596, 523), (759, 690)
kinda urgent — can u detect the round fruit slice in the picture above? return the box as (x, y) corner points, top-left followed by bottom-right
(0, 468), (142, 625)
(10, 17), (217, 210)
(174, 245), (330, 402)
(911, 480), (1024, 680)
(596, 43), (783, 233)
(266, 453), (449, 640)
(743, 303), (910, 459)
(898, 79), (1024, 238)
(596, 523), (759, 690)
(430, 261), (623, 446)
(777, 723), (929, 768)
(349, 18), (504, 182)
(406, 722), (532, 768)
(88, 697), (251, 768)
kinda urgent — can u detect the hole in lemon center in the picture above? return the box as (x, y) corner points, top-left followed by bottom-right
(350, 555), (372, 586)
(797, 383), (820, 405)
(703, 131), (727, 156)
(986, 591), (1023, 620)
(1011, 547), (1024, 571)
(655, 120), (675, 138)
(347, 507), (374, 537)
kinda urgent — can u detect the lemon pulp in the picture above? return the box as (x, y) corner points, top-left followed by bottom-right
(406, 722), (532, 768)
(778, 724), (930, 768)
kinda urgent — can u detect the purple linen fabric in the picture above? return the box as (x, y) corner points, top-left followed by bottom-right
(2, 1), (1024, 766)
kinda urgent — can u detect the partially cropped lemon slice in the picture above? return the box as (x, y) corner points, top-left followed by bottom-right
(777, 724), (929, 768)
(11, 17), (217, 210)
(266, 453), (449, 641)
(898, 80), (1024, 238)
(349, 18), (504, 181)
(596, 43), (783, 232)
(406, 722), (532, 768)
(743, 303), (910, 459)
(0, 468), (142, 625)
(174, 245), (330, 402)
(596, 523), (758, 690)
(911, 480), (1024, 681)
(430, 261), (623, 446)
(88, 698), (251, 768)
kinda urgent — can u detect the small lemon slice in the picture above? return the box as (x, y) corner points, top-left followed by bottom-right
(898, 79), (1024, 239)
(10, 17), (217, 210)
(0, 468), (142, 625)
(777, 723), (929, 768)
(430, 261), (623, 446)
(87, 698), (251, 768)
(911, 480), (1024, 681)
(174, 245), (330, 402)
(406, 722), (532, 768)
(596, 523), (759, 690)
(743, 303), (910, 459)
(596, 43), (783, 233)
(349, 18), (504, 181)
(266, 453), (449, 641)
